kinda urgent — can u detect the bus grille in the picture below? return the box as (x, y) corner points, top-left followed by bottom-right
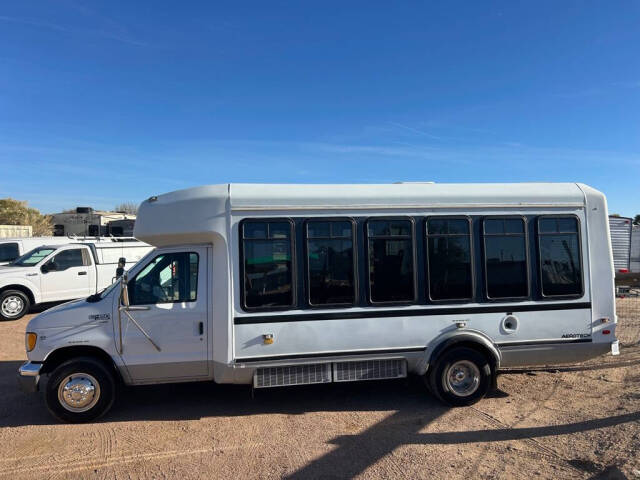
(333, 359), (407, 382)
(254, 364), (331, 388)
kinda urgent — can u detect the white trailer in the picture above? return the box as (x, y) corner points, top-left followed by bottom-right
(51, 208), (136, 237)
(0, 225), (32, 238)
(608, 216), (633, 274)
(18, 183), (617, 422)
(0, 240), (154, 320)
(631, 224), (640, 273)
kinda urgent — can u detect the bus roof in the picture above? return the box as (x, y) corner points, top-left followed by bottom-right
(134, 182), (602, 247)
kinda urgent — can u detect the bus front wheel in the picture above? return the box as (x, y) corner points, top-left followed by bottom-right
(45, 357), (116, 423)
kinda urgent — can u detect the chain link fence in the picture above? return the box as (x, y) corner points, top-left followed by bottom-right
(616, 285), (640, 347)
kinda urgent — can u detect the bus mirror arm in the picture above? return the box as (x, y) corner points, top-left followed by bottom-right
(117, 273), (161, 353)
(120, 307), (162, 352)
(117, 273), (128, 354)
(120, 273), (130, 307)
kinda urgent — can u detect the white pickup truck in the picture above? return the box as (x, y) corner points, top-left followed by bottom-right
(0, 241), (153, 320)
(0, 236), (144, 266)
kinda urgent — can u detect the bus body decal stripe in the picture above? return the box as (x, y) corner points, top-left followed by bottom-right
(234, 302), (592, 325)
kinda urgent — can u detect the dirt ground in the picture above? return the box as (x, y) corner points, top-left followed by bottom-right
(0, 305), (639, 480)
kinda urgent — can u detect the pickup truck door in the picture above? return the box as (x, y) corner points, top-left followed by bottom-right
(40, 247), (93, 302)
(117, 246), (209, 382)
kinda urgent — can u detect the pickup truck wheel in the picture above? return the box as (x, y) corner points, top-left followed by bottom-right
(45, 357), (115, 423)
(428, 347), (492, 407)
(0, 290), (30, 321)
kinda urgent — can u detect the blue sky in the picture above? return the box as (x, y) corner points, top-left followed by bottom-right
(1, 1), (639, 216)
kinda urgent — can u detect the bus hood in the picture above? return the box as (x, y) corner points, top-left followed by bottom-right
(25, 297), (115, 363)
(27, 298), (111, 330)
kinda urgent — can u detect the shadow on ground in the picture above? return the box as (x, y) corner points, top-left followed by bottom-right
(2, 360), (638, 479)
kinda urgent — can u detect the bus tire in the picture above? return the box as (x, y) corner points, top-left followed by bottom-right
(45, 357), (115, 423)
(428, 347), (492, 407)
(0, 289), (30, 321)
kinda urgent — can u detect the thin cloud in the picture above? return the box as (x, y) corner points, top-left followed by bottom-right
(612, 81), (640, 89)
(550, 87), (603, 99)
(0, 15), (146, 47)
(552, 81), (640, 98)
(0, 15), (70, 32)
(387, 122), (444, 140)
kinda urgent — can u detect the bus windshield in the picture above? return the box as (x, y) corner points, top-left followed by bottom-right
(10, 247), (56, 266)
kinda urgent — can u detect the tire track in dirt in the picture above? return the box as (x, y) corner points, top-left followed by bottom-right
(0, 442), (265, 478)
(465, 380), (585, 478)
(472, 343), (640, 478)
(593, 364), (639, 475)
(468, 355), (632, 477)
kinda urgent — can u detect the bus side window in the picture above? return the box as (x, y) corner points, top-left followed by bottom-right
(306, 220), (356, 306)
(483, 218), (529, 299)
(366, 218), (416, 304)
(426, 217), (473, 301)
(241, 220), (295, 309)
(538, 217), (583, 297)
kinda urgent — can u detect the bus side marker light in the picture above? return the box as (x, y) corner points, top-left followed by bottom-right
(263, 334), (274, 345)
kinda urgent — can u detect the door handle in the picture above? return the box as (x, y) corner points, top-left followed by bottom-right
(124, 306), (150, 311)
(198, 322), (204, 335)
(78, 271), (87, 276)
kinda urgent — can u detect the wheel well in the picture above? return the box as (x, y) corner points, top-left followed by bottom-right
(431, 340), (499, 375)
(41, 346), (122, 382)
(0, 285), (35, 305)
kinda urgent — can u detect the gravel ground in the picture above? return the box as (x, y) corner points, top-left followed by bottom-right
(0, 303), (639, 480)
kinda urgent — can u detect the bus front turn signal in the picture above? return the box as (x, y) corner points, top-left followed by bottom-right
(26, 332), (37, 352)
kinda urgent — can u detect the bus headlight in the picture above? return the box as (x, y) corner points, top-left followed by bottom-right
(26, 332), (37, 352)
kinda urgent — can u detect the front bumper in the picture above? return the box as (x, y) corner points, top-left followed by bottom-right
(17, 361), (42, 393)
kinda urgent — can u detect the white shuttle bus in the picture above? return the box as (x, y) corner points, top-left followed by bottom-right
(18, 183), (618, 422)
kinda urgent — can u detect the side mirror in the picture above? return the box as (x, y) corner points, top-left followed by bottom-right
(41, 262), (57, 273)
(120, 273), (130, 307)
(115, 257), (126, 278)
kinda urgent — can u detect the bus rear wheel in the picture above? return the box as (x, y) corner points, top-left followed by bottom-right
(428, 347), (492, 407)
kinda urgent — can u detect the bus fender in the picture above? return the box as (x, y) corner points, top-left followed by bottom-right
(415, 329), (501, 376)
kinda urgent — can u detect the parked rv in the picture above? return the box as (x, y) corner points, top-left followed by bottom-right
(0, 236), (145, 266)
(51, 207), (136, 237)
(18, 183), (617, 423)
(0, 240), (153, 321)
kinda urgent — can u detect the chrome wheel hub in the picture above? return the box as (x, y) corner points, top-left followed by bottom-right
(444, 360), (481, 397)
(58, 373), (101, 412)
(1, 296), (24, 317)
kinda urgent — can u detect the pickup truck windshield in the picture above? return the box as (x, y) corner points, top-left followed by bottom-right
(10, 247), (56, 266)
